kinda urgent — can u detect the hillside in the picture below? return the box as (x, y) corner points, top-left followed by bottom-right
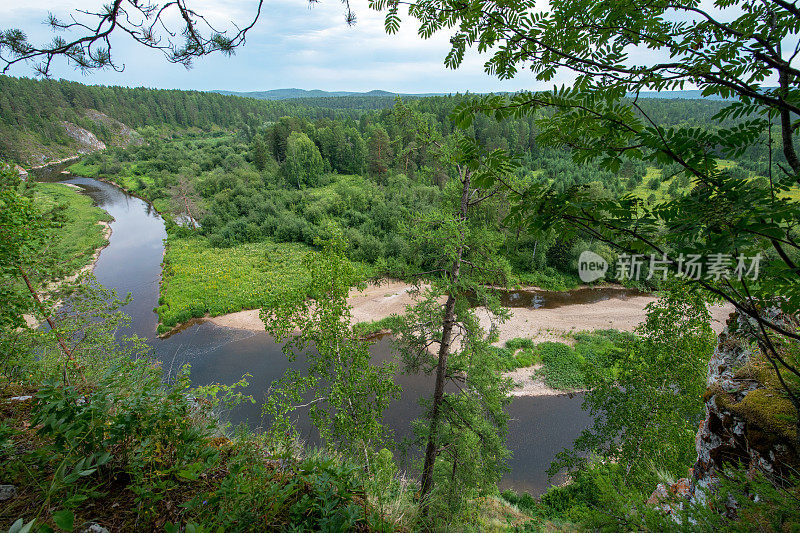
(0, 76), (392, 167)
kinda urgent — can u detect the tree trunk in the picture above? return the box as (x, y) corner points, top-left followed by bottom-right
(18, 265), (76, 383)
(419, 292), (457, 512)
(419, 168), (471, 517)
(779, 70), (800, 177)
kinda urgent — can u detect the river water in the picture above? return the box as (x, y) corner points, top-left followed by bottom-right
(36, 169), (596, 495)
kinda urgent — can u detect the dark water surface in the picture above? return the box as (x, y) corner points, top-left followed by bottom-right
(35, 167), (597, 495)
(499, 287), (648, 309)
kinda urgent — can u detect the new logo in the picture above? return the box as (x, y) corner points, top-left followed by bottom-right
(578, 251), (608, 283)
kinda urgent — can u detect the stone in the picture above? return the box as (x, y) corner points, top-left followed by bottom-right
(81, 524), (109, 533)
(0, 484), (17, 501)
(670, 478), (691, 498)
(8, 395), (32, 402)
(646, 479), (690, 520)
(648, 309), (800, 522)
(646, 483), (668, 505)
(690, 309), (799, 505)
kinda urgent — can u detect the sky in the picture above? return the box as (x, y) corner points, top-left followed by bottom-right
(3, 0), (560, 93)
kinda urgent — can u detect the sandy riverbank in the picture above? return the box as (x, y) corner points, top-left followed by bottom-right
(207, 280), (734, 397)
(209, 280), (422, 330)
(210, 280), (732, 339)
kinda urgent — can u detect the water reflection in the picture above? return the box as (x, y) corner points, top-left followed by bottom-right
(492, 287), (648, 309)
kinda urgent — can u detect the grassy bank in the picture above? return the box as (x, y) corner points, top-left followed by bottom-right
(34, 182), (113, 280)
(157, 237), (314, 333)
(510, 269), (582, 291)
(67, 160), (173, 214)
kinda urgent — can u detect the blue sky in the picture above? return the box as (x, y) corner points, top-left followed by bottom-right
(5, 0), (560, 93)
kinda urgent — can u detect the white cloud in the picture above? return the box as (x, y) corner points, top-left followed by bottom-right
(1, 0), (564, 92)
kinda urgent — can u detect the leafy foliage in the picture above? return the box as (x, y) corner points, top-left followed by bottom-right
(552, 285), (716, 491)
(262, 236), (400, 458)
(0, 163), (51, 329)
(283, 132), (324, 189)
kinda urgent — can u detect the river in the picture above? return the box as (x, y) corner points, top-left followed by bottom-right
(35, 169), (594, 495)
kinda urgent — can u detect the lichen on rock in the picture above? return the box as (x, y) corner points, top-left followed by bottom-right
(690, 310), (799, 505)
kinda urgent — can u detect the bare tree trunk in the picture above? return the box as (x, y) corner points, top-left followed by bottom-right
(18, 265), (77, 382)
(182, 194), (196, 228)
(419, 168), (471, 517)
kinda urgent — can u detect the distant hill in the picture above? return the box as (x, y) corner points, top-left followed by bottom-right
(215, 87), (751, 102)
(214, 88), (446, 100)
(633, 88), (775, 100)
(633, 90), (727, 100)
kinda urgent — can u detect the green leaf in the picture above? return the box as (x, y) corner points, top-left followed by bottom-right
(52, 510), (74, 532)
(9, 519), (36, 533)
(176, 469), (198, 481)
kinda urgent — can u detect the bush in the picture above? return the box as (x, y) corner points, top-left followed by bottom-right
(535, 342), (586, 390)
(506, 338), (536, 351)
(501, 462), (621, 524)
(514, 350), (536, 367)
(487, 346), (517, 371)
(502, 338), (539, 368)
(1, 355), (389, 531)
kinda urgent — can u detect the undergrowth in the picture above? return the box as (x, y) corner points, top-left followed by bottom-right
(0, 356), (392, 532)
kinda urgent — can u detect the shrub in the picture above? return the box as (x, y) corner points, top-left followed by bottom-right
(514, 350), (536, 367)
(487, 346), (517, 371)
(535, 342), (586, 390)
(506, 338), (536, 351)
(2, 354), (388, 531)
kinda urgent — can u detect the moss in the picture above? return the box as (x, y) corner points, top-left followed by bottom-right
(712, 390), (738, 415)
(733, 358), (784, 391)
(706, 344), (799, 448)
(730, 388), (797, 446)
(704, 383), (726, 403)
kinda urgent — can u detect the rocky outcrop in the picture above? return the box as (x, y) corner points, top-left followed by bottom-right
(690, 310), (799, 504)
(648, 309), (799, 516)
(83, 109), (144, 147)
(60, 121), (106, 153)
(7, 109), (141, 168)
(648, 310), (800, 515)
(647, 478), (690, 519)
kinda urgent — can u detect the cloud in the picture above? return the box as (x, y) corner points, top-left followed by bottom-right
(2, 0), (560, 93)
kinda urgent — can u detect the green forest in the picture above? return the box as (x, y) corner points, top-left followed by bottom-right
(3, 0), (800, 531)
